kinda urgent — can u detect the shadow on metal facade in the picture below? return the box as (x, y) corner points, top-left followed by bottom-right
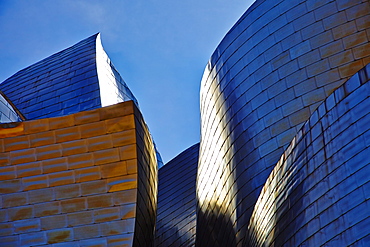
(155, 143), (199, 247)
(248, 63), (370, 246)
(197, 0), (370, 245)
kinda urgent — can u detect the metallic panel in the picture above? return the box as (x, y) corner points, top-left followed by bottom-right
(197, 0), (370, 245)
(0, 33), (137, 120)
(248, 63), (370, 246)
(155, 143), (199, 247)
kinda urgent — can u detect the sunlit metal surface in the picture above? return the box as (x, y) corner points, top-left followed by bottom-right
(0, 92), (22, 123)
(155, 143), (199, 247)
(248, 64), (370, 246)
(0, 33), (137, 120)
(197, 0), (370, 245)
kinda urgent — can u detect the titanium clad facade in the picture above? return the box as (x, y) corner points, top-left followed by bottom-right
(248, 64), (370, 246)
(155, 143), (199, 247)
(197, 0), (370, 245)
(0, 33), (137, 121)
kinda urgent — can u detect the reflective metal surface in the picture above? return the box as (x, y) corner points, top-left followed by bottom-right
(248, 63), (370, 246)
(0, 33), (137, 120)
(155, 143), (199, 247)
(197, 0), (370, 245)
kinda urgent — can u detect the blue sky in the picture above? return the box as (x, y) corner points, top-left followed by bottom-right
(0, 0), (254, 163)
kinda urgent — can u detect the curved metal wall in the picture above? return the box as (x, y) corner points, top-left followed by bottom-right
(197, 0), (370, 245)
(0, 33), (137, 120)
(155, 143), (199, 247)
(248, 63), (370, 246)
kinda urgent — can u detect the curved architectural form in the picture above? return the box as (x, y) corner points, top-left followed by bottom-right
(155, 143), (199, 247)
(0, 92), (23, 123)
(0, 33), (137, 120)
(197, 0), (370, 245)
(0, 35), (158, 246)
(248, 63), (370, 246)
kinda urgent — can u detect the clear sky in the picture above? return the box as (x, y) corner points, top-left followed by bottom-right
(0, 0), (254, 163)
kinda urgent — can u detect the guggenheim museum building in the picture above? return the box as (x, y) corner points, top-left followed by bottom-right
(0, 0), (370, 246)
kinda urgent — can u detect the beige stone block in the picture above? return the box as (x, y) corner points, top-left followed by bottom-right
(112, 129), (136, 147)
(74, 108), (100, 125)
(101, 161), (128, 178)
(105, 115), (135, 134)
(0, 152), (9, 166)
(67, 153), (94, 169)
(67, 211), (93, 226)
(29, 131), (56, 148)
(4, 135), (30, 152)
(75, 166), (101, 183)
(22, 174), (48, 191)
(41, 215), (67, 230)
(2, 192), (28, 208)
(55, 126), (81, 143)
(119, 144), (137, 161)
(87, 193), (113, 209)
(107, 233), (134, 246)
(8, 205), (33, 221)
(42, 157), (68, 174)
(0, 166), (16, 180)
(293, 78), (317, 97)
(28, 188), (54, 204)
(49, 114), (75, 130)
(47, 228), (73, 244)
(13, 218), (41, 234)
(100, 219), (135, 236)
(10, 148), (36, 165)
(24, 119), (49, 134)
(34, 201), (60, 217)
(54, 184), (81, 200)
(99, 101), (134, 120)
(107, 174), (137, 192)
(80, 121), (107, 139)
(0, 222), (14, 236)
(48, 171), (75, 187)
(16, 161), (42, 178)
(93, 148), (120, 166)
(61, 139), (88, 156)
(94, 207), (120, 223)
(87, 135), (113, 152)
(120, 203), (136, 220)
(36, 144), (62, 161)
(61, 197), (87, 213)
(319, 40), (344, 58)
(81, 180), (107, 196)
(0, 179), (21, 194)
(73, 224), (100, 240)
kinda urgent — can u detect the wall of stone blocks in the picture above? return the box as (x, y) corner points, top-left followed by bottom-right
(155, 143), (199, 247)
(0, 101), (157, 246)
(248, 63), (370, 246)
(197, 0), (370, 245)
